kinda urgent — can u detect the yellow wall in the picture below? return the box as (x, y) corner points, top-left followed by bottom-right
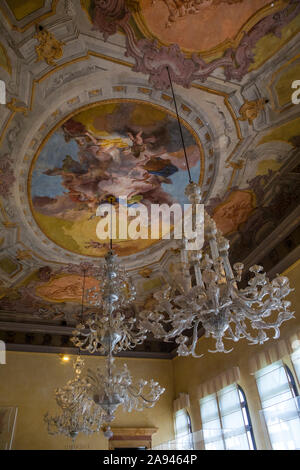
(172, 260), (300, 450)
(0, 353), (175, 450)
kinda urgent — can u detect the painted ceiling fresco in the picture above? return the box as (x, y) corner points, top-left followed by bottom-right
(30, 100), (201, 257)
(135, 0), (270, 52)
(0, 0), (299, 356)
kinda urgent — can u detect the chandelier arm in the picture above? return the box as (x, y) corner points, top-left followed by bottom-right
(223, 323), (241, 342)
(188, 319), (204, 358)
(229, 283), (285, 321)
(127, 387), (163, 405)
(233, 318), (269, 345)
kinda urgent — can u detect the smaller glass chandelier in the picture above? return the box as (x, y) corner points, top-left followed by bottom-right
(86, 347), (165, 427)
(71, 244), (146, 355)
(44, 356), (104, 441)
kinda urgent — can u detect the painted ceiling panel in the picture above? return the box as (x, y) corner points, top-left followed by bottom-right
(5, 0), (45, 20)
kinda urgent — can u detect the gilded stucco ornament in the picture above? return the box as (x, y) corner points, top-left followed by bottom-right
(238, 98), (269, 126)
(34, 25), (64, 66)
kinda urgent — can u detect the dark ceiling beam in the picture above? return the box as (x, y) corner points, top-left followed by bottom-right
(0, 321), (75, 335)
(4, 342), (174, 360)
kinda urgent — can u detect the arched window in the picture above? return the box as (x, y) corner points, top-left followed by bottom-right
(174, 409), (194, 450)
(200, 383), (256, 450)
(255, 361), (300, 450)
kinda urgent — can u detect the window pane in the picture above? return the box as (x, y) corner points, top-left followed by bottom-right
(218, 385), (242, 416)
(200, 386), (255, 450)
(203, 427), (225, 450)
(256, 363), (300, 450)
(224, 431), (250, 450)
(256, 362), (291, 407)
(175, 410), (189, 437)
(218, 384), (250, 450)
(200, 395), (219, 423)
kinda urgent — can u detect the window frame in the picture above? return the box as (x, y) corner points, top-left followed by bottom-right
(285, 364), (299, 398)
(174, 408), (194, 450)
(255, 361), (300, 450)
(237, 385), (257, 450)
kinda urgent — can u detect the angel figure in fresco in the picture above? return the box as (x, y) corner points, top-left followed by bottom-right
(84, 130), (122, 164)
(126, 130), (157, 158)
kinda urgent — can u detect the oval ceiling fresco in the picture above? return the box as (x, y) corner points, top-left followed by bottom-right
(29, 99), (202, 257)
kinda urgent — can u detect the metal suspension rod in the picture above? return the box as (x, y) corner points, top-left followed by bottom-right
(166, 66), (192, 183)
(80, 269), (86, 323)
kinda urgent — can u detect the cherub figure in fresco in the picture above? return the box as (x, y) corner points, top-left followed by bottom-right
(126, 130), (157, 158)
(127, 130), (145, 158)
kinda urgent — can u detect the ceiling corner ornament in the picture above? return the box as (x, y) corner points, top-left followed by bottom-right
(89, 0), (300, 89)
(238, 98), (269, 126)
(34, 25), (64, 66)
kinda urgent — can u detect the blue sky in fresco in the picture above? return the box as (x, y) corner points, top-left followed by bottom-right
(31, 130), (201, 205)
(31, 132), (79, 198)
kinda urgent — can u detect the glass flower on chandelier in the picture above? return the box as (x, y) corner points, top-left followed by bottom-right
(71, 249), (146, 354)
(44, 356), (104, 440)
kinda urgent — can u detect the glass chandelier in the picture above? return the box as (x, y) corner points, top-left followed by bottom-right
(44, 356), (104, 441)
(138, 67), (294, 357)
(67, 233), (164, 439)
(71, 212), (146, 355)
(86, 344), (165, 439)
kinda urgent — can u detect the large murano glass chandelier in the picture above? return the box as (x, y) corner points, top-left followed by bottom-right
(71, 67), (294, 359)
(138, 67), (294, 357)
(44, 356), (104, 440)
(139, 182), (294, 356)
